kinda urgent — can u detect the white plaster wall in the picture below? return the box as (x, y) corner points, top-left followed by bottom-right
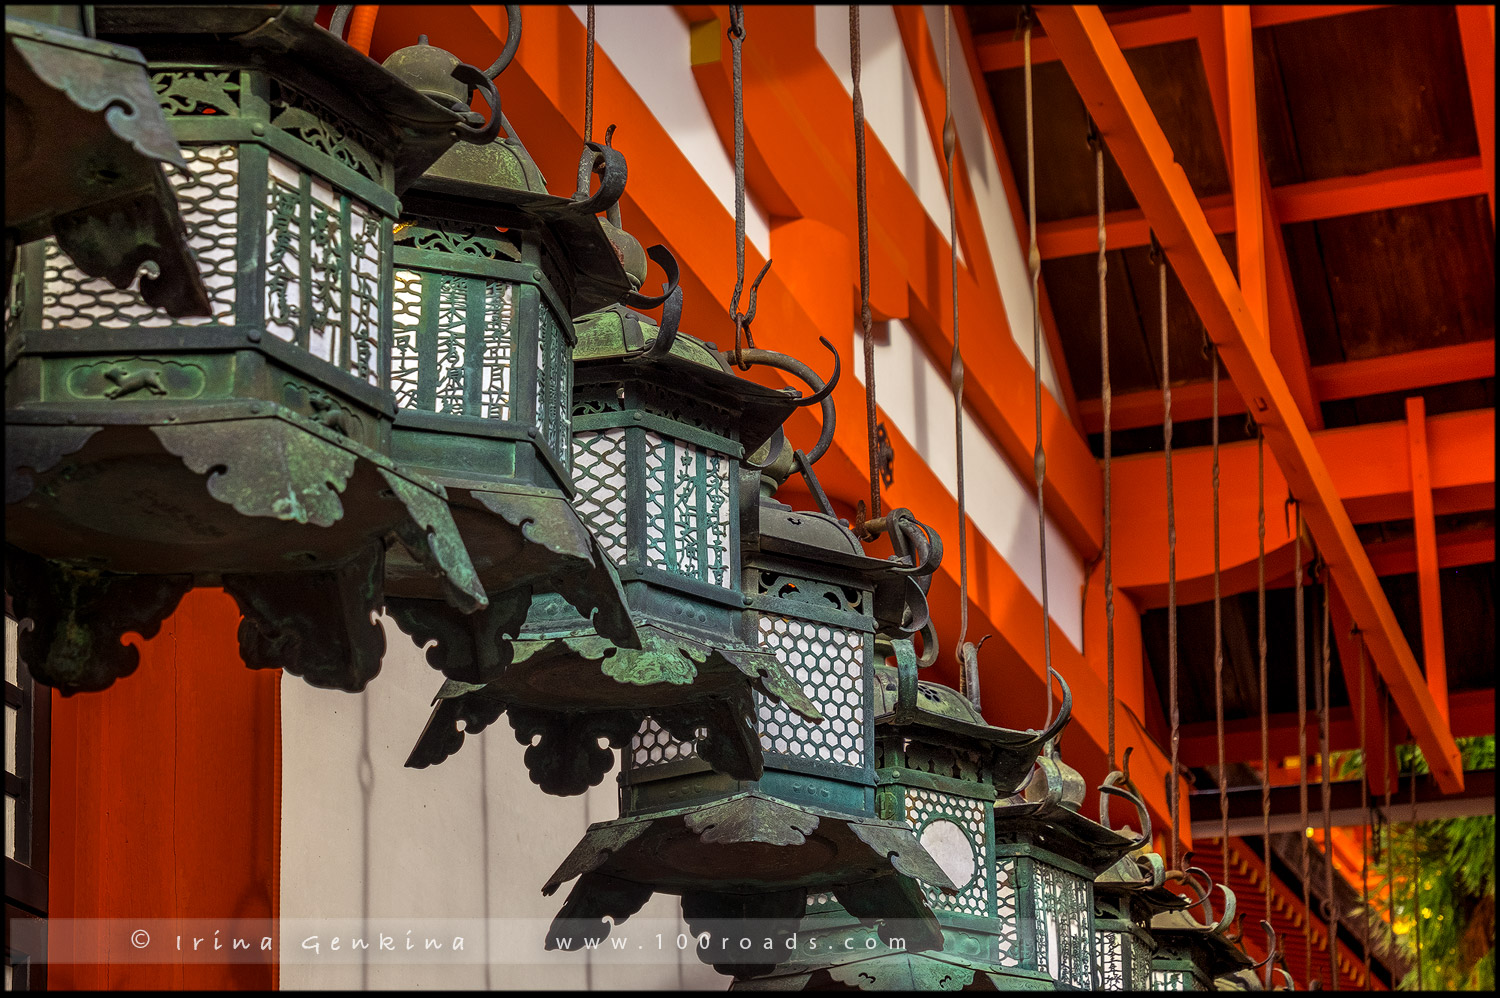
(855, 323), (1086, 650)
(571, 5), (770, 259)
(278, 623), (726, 991)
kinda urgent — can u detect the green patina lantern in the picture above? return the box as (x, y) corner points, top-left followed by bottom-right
(402, 307), (832, 796)
(6, 5), (211, 326)
(1148, 870), (1254, 991)
(536, 379), (968, 978)
(729, 637), (1080, 991)
(374, 33), (647, 654)
(5, 5), (494, 695)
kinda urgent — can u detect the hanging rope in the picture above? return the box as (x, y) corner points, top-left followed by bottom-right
(1211, 343), (1229, 887)
(1257, 424), (1273, 924)
(1319, 563), (1338, 990)
(1090, 116), (1115, 770)
(729, 6), (770, 372)
(574, 6), (597, 198)
(849, 6), (880, 527)
(1356, 632), (1371, 991)
(1153, 235), (1180, 872)
(1381, 691), (1394, 982)
(1294, 503), (1312, 987)
(1023, 10), (1055, 726)
(1410, 739), (1423, 990)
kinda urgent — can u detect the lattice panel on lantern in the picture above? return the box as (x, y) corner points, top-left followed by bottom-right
(572, 428), (630, 566)
(1033, 862), (1093, 990)
(806, 892), (839, 912)
(995, 857), (1022, 968)
(41, 144), (239, 330)
(629, 717), (701, 768)
(388, 269), (516, 418)
(264, 154), (385, 385)
(905, 789), (989, 917)
(641, 431), (732, 588)
(268, 81), (385, 185)
(1097, 930), (1125, 991)
(754, 618), (865, 769)
(1128, 933), (1153, 990)
(536, 305), (572, 473)
(1151, 968), (1194, 991)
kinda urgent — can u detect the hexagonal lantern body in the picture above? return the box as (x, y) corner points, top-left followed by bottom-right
(1148, 903), (1254, 992)
(402, 306), (831, 797)
(374, 52), (643, 657)
(730, 651), (1067, 992)
(6, 5), (211, 321)
(5, 6), (488, 696)
(537, 458), (962, 978)
(1093, 852), (1175, 991)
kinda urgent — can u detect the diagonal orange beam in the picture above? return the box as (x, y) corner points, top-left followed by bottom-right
(1221, 5), (1266, 335)
(1038, 4), (1464, 792)
(1405, 396), (1450, 727)
(1455, 5), (1496, 228)
(976, 5), (1390, 72)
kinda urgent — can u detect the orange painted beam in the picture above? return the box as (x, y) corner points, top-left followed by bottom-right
(1223, 6), (1267, 336)
(1037, 155), (1489, 259)
(1038, 4), (1463, 791)
(1405, 396), (1450, 726)
(1363, 524), (1494, 577)
(976, 5), (1389, 72)
(1454, 5), (1496, 227)
(47, 589), (278, 988)
(1328, 584), (1397, 796)
(1110, 409), (1495, 609)
(1081, 339), (1496, 432)
(684, 5), (1103, 557)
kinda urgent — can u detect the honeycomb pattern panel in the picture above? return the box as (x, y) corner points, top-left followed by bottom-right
(572, 428), (630, 566)
(629, 717), (700, 768)
(42, 144), (239, 330)
(754, 617), (866, 770)
(995, 857), (1022, 968)
(906, 788), (990, 917)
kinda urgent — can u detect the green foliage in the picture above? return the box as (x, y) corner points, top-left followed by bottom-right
(1367, 736), (1495, 990)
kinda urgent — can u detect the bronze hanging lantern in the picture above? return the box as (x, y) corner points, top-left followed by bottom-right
(1147, 869), (1255, 991)
(5, 6), (496, 695)
(537, 373), (966, 979)
(403, 305), (831, 797)
(5, 5), (211, 327)
(730, 637), (1084, 991)
(376, 27), (649, 664)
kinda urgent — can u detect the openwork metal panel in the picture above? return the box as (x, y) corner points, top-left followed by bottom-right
(629, 717), (700, 767)
(995, 856), (1023, 968)
(1151, 968), (1195, 991)
(1128, 933), (1152, 990)
(754, 618), (865, 768)
(388, 269), (517, 418)
(642, 431), (732, 588)
(264, 154), (383, 385)
(572, 428), (630, 565)
(536, 306), (572, 473)
(1032, 862), (1093, 990)
(40, 144), (239, 329)
(1097, 930), (1125, 990)
(905, 789), (990, 917)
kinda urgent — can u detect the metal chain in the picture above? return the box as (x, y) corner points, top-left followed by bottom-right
(1156, 239), (1180, 872)
(584, 6), (595, 142)
(1357, 632), (1371, 991)
(1258, 426), (1272, 921)
(1381, 691), (1394, 978)
(1294, 505), (1311, 987)
(943, 6), (971, 681)
(1091, 118), (1114, 771)
(850, 6), (879, 523)
(1212, 344), (1229, 887)
(1319, 565), (1337, 989)
(1024, 11), (1055, 727)
(728, 6), (769, 371)
(1410, 738), (1423, 991)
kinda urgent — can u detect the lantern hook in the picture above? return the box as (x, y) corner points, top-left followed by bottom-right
(721, 336), (842, 465)
(1099, 767), (1153, 852)
(446, 63), (505, 144)
(571, 126), (629, 218)
(1032, 666), (1073, 745)
(879, 508), (942, 580)
(621, 242), (681, 312)
(481, 6), (524, 81)
(1252, 919), (1281, 991)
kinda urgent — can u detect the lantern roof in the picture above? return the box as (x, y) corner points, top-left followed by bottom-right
(93, 5), (473, 191)
(573, 305), (803, 454)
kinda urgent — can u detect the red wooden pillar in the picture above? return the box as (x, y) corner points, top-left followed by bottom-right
(48, 588), (279, 989)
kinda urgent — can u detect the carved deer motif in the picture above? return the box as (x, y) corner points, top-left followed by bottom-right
(103, 365), (168, 399)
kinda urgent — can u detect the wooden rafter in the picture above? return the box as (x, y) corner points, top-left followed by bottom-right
(1080, 340), (1497, 433)
(1406, 397), (1450, 725)
(1038, 4), (1465, 792)
(976, 5), (1389, 72)
(1454, 5), (1496, 227)
(1036, 155), (1490, 259)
